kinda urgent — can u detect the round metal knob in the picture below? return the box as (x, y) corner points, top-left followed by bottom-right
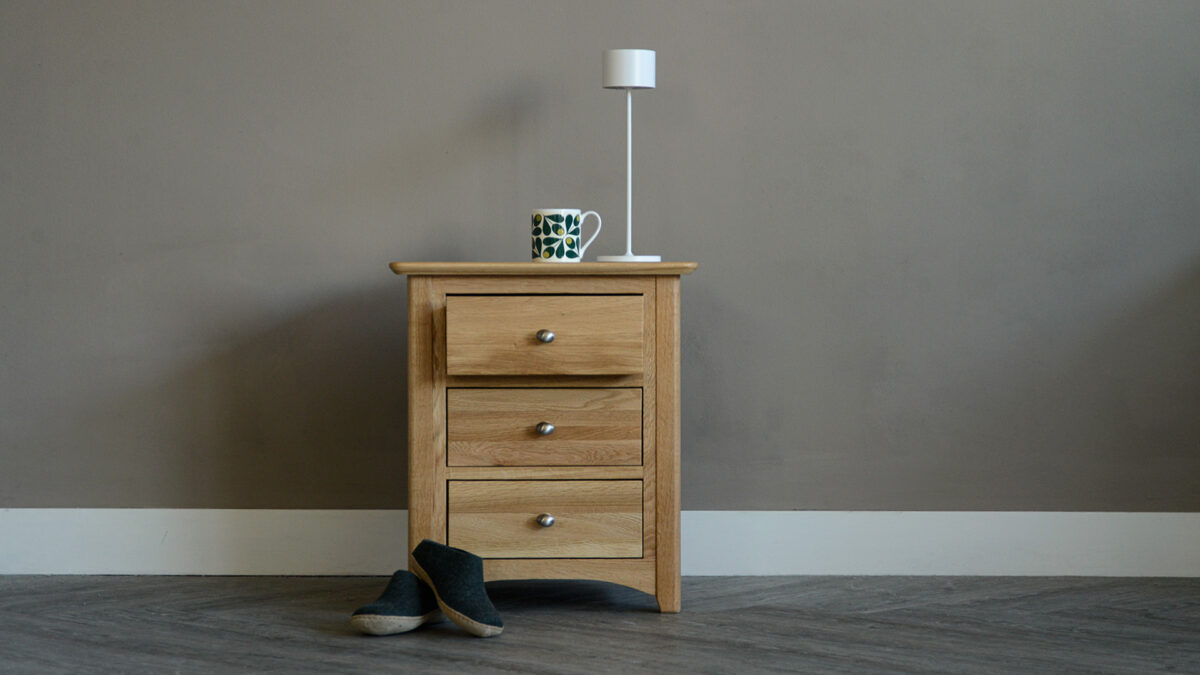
(536, 421), (555, 435)
(536, 513), (556, 528)
(536, 329), (555, 343)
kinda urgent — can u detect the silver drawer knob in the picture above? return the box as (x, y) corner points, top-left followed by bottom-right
(536, 421), (555, 435)
(536, 329), (555, 343)
(536, 513), (556, 528)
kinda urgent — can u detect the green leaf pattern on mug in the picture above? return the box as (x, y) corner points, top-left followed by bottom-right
(532, 213), (584, 260)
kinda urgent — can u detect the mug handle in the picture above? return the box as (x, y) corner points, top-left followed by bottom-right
(578, 211), (602, 257)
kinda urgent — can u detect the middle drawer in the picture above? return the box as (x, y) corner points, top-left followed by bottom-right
(447, 388), (642, 466)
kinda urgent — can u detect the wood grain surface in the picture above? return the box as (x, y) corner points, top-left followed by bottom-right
(447, 388), (642, 466)
(391, 261), (698, 276)
(445, 295), (644, 375)
(405, 272), (678, 612)
(654, 276), (681, 612)
(447, 480), (643, 558)
(482, 559), (657, 595)
(445, 465), (643, 480)
(406, 276), (446, 552)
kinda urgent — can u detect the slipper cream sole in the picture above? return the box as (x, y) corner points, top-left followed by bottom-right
(350, 609), (442, 636)
(410, 559), (503, 638)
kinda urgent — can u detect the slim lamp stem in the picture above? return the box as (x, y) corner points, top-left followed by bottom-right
(625, 89), (633, 256)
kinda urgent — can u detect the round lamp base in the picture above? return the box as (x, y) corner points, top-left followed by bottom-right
(595, 254), (662, 263)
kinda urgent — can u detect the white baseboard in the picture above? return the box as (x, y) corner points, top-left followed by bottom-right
(2, 509), (1197, 576)
(0, 509), (407, 575)
(682, 511), (1200, 576)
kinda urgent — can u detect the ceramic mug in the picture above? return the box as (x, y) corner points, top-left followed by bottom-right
(531, 209), (601, 262)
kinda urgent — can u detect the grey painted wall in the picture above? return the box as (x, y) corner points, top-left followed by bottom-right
(2, 1), (1198, 510)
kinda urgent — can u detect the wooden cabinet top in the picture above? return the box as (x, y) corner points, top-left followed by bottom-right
(389, 262), (697, 276)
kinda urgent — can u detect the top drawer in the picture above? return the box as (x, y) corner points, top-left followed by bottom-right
(445, 295), (644, 375)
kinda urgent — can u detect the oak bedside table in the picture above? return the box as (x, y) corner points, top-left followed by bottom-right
(389, 262), (696, 613)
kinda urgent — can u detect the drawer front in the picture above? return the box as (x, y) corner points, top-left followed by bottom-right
(448, 480), (643, 558)
(447, 388), (642, 467)
(445, 295), (644, 375)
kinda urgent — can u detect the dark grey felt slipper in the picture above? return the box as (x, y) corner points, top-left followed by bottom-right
(410, 539), (503, 637)
(350, 569), (442, 636)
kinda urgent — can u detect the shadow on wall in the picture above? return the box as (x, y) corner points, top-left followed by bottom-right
(213, 283), (410, 509)
(86, 280), (413, 509)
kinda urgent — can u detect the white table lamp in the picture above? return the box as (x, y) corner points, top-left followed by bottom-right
(596, 49), (661, 263)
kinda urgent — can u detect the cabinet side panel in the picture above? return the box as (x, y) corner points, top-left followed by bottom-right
(640, 279), (657, 563)
(654, 276), (682, 612)
(407, 276), (447, 553)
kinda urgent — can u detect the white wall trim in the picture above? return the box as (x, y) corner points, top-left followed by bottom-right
(2, 509), (1198, 576)
(0, 509), (407, 576)
(682, 511), (1200, 576)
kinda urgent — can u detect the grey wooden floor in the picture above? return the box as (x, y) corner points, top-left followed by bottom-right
(0, 576), (1197, 674)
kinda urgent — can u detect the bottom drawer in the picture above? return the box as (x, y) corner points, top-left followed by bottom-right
(447, 480), (642, 559)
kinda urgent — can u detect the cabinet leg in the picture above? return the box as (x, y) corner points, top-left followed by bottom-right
(656, 576), (681, 613)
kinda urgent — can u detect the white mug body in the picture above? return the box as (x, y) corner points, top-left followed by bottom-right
(531, 209), (601, 262)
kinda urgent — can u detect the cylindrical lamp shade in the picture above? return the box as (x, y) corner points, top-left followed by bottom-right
(603, 49), (656, 89)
